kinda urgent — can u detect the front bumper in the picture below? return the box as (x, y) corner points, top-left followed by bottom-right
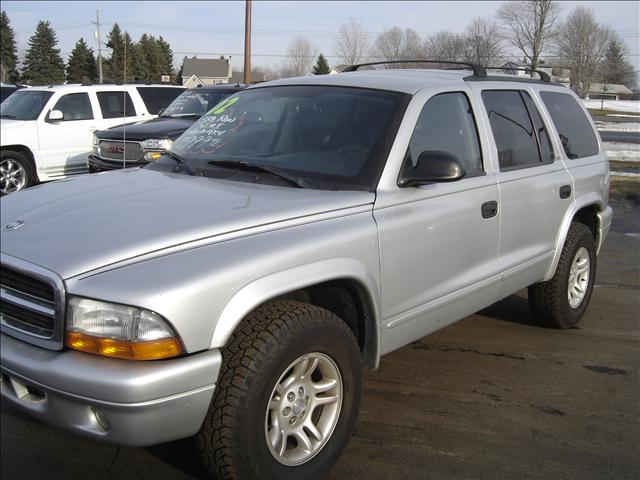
(0, 334), (221, 446)
(87, 154), (148, 173)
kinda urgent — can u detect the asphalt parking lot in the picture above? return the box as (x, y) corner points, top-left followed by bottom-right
(1, 192), (638, 480)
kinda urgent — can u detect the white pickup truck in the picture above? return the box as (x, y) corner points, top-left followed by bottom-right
(0, 84), (184, 195)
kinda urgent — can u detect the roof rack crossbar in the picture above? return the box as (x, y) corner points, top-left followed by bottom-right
(342, 59), (487, 77)
(485, 66), (551, 82)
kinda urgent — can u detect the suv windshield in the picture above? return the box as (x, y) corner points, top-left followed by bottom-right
(161, 89), (238, 118)
(0, 90), (53, 120)
(170, 85), (407, 191)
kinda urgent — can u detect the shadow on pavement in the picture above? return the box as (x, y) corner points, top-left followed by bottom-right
(478, 292), (540, 327)
(146, 438), (212, 480)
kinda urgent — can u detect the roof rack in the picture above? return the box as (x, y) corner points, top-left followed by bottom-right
(485, 66), (551, 82)
(342, 60), (487, 77)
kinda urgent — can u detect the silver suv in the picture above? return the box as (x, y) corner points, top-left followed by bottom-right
(0, 61), (612, 480)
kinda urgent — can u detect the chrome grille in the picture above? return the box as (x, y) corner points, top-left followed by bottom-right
(0, 261), (64, 349)
(98, 140), (143, 162)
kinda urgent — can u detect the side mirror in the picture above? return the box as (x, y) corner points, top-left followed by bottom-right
(398, 151), (465, 187)
(47, 109), (64, 122)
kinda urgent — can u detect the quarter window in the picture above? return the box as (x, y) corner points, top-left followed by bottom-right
(482, 90), (553, 170)
(52, 93), (93, 121)
(406, 92), (483, 176)
(540, 91), (599, 159)
(97, 91), (136, 118)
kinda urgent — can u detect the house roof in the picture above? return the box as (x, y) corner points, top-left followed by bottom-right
(182, 58), (230, 78)
(588, 83), (633, 95)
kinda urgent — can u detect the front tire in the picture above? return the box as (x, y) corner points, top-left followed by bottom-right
(1, 150), (35, 196)
(196, 301), (363, 480)
(528, 222), (596, 328)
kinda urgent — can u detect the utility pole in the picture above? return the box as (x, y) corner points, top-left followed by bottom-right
(243, 0), (252, 84)
(92, 10), (103, 83)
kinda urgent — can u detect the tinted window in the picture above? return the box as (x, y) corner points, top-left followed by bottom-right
(97, 91), (136, 118)
(521, 92), (554, 163)
(0, 90), (53, 120)
(136, 87), (184, 114)
(406, 92), (483, 176)
(52, 93), (93, 121)
(482, 90), (543, 170)
(171, 86), (407, 191)
(540, 91), (599, 159)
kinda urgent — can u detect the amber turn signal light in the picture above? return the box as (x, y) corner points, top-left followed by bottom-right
(66, 331), (183, 360)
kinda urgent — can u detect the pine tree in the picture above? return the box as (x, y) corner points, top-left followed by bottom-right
(312, 53), (330, 75)
(66, 38), (97, 83)
(106, 24), (134, 83)
(157, 36), (174, 78)
(139, 34), (161, 82)
(21, 20), (65, 85)
(130, 42), (150, 82)
(176, 55), (187, 85)
(0, 11), (19, 83)
(599, 37), (636, 89)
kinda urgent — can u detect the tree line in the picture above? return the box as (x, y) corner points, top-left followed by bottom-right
(287, 0), (636, 97)
(0, 11), (174, 85)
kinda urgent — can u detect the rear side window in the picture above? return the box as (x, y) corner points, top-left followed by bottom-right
(136, 87), (184, 114)
(540, 91), (599, 159)
(482, 90), (552, 170)
(407, 92), (483, 176)
(97, 91), (136, 118)
(52, 93), (93, 121)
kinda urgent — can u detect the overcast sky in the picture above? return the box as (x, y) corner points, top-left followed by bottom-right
(3, 0), (639, 73)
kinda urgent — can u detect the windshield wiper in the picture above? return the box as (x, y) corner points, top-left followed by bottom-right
(165, 151), (202, 177)
(207, 160), (309, 188)
(0, 114), (17, 119)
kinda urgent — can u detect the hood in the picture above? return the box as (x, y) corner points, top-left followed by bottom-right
(0, 169), (374, 279)
(96, 117), (196, 141)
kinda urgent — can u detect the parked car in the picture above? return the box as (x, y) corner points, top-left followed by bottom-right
(0, 84), (26, 103)
(0, 84), (184, 195)
(88, 84), (246, 172)
(0, 62), (612, 480)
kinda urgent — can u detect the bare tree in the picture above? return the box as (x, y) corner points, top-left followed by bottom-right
(424, 32), (466, 62)
(334, 18), (369, 65)
(284, 37), (318, 76)
(553, 6), (612, 97)
(498, 0), (560, 70)
(372, 27), (424, 67)
(463, 18), (505, 66)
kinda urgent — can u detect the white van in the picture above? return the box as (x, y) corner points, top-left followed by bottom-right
(0, 84), (184, 195)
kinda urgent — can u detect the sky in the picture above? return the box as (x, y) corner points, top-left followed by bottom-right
(2, 0), (639, 74)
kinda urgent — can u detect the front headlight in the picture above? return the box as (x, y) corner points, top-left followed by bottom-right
(65, 297), (183, 360)
(92, 133), (98, 155)
(140, 138), (173, 151)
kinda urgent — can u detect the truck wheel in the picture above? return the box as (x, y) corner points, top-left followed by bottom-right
(528, 222), (596, 328)
(196, 300), (363, 480)
(1, 150), (34, 196)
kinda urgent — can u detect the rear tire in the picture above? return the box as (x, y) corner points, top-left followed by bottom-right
(1, 150), (34, 196)
(528, 222), (596, 328)
(195, 300), (362, 480)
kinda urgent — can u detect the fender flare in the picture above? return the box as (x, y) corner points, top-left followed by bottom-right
(209, 257), (382, 366)
(543, 193), (603, 281)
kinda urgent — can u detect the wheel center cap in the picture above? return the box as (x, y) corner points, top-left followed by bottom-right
(292, 397), (305, 415)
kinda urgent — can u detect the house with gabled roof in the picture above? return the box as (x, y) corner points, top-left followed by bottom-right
(181, 57), (233, 87)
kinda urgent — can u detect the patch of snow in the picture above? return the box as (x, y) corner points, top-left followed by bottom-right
(605, 142), (639, 161)
(610, 171), (640, 177)
(583, 99), (640, 113)
(595, 122), (640, 132)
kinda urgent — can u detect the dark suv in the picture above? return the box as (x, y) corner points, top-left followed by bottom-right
(88, 84), (246, 172)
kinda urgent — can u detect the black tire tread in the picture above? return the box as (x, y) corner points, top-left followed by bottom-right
(528, 222), (595, 329)
(195, 300), (358, 480)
